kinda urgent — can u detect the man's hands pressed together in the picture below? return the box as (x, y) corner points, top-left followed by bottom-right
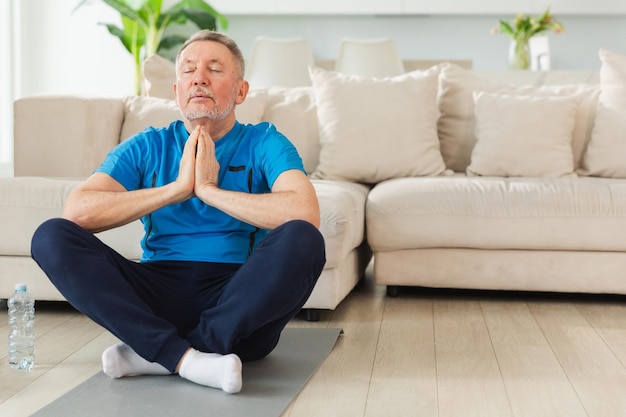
(183, 124), (321, 232)
(173, 124), (219, 204)
(193, 125), (221, 198)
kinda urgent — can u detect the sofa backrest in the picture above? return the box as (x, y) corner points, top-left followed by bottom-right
(473, 70), (599, 86)
(117, 88), (321, 176)
(14, 65), (601, 180)
(14, 96), (123, 177)
(438, 65), (601, 173)
(117, 90), (269, 141)
(141, 56), (602, 177)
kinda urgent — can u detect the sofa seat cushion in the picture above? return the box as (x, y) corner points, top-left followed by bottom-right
(1, 176), (367, 269)
(366, 175), (626, 252)
(0, 177), (144, 259)
(0, 177), (81, 256)
(313, 180), (369, 268)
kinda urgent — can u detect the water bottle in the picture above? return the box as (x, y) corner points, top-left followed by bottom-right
(8, 283), (35, 370)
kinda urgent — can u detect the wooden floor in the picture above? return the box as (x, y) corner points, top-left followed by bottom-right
(2, 274), (626, 417)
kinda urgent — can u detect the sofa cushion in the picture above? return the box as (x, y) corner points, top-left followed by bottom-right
(438, 64), (600, 173)
(14, 96), (124, 177)
(0, 178), (79, 256)
(467, 92), (579, 177)
(366, 175), (626, 252)
(262, 87), (320, 175)
(0, 177), (143, 259)
(312, 180), (369, 268)
(309, 66), (447, 183)
(120, 91), (268, 142)
(121, 96), (181, 141)
(0, 175), (366, 265)
(143, 54), (176, 100)
(580, 49), (626, 178)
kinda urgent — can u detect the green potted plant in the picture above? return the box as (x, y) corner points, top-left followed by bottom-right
(74, 0), (229, 94)
(491, 7), (564, 70)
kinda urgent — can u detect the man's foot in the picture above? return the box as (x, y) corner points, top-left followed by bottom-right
(178, 348), (243, 394)
(102, 343), (172, 378)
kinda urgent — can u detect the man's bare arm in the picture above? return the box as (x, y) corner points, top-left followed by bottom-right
(62, 127), (201, 233)
(195, 169), (320, 230)
(61, 173), (190, 233)
(193, 126), (320, 230)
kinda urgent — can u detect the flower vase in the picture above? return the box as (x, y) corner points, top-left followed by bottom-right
(508, 38), (531, 70)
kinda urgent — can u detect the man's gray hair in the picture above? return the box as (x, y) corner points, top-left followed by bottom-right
(176, 30), (245, 79)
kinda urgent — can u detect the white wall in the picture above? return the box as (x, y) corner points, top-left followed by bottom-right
(225, 15), (626, 71)
(1, 0), (15, 166)
(16, 0), (134, 98)
(210, 0), (626, 15)
(14, 2), (626, 100)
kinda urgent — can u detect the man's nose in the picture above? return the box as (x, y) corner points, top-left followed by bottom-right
(193, 71), (209, 85)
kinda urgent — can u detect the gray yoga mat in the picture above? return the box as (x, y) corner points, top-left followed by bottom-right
(32, 327), (342, 417)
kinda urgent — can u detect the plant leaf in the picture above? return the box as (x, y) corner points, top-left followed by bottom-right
(101, 0), (145, 24)
(159, 9), (187, 26)
(157, 34), (188, 52)
(170, 0), (228, 29)
(144, 0), (162, 15)
(125, 0), (147, 9)
(100, 23), (132, 53)
(121, 14), (146, 50)
(498, 20), (514, 37)
(181, 9), (218, 30)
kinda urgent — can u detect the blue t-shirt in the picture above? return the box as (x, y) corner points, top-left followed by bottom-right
(96, 120), (305, 264)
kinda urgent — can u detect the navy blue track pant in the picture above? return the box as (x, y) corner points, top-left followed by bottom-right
(31, 218), (325, 372)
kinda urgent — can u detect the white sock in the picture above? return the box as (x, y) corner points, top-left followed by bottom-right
(177, 349), (242, 394)
(102, 343), (172, 378)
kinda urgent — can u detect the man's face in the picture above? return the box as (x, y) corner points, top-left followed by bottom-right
(174, 40), (245, 122)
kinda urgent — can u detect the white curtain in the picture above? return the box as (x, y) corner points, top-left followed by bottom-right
(0, 0), (14, 170)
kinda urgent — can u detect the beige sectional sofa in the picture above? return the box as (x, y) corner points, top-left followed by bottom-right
(1, 88), (370, 318)
(3, 48), (626, 313)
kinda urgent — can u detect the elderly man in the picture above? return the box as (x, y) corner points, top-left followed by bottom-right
(31, 30), (325, 394)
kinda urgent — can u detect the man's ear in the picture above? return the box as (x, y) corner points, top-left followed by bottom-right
(235, 80), (249, 105)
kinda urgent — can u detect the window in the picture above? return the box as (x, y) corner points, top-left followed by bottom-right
(0, 0), (14, 171)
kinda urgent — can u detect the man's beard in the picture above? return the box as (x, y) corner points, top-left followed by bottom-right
(183, 86), (235, 121)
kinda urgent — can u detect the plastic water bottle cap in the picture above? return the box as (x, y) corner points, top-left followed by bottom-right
(14, 283), (27, 292)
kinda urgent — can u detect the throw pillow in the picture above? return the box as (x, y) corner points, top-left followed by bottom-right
(143, 54), (176, 100)
(438, 64), (600, 173)
(263, 87), (320, 175)
(309, 66), (447, 183)
(120, 91), (268, 141)
(467, 92), (579, 177)
(121, 96), (181, 140)
(580, 49), (626, 178)
(236, 89), (269, 125)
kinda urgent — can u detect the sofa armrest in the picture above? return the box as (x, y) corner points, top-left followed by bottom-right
(14, 95), (124, 177)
